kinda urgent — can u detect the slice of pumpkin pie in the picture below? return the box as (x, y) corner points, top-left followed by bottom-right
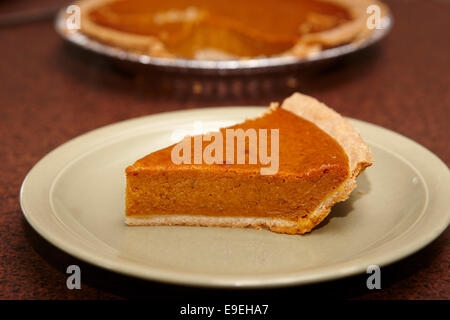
(125, 93), (373, 234)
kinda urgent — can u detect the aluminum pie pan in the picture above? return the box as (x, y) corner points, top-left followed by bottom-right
(55, 9), (392, 74)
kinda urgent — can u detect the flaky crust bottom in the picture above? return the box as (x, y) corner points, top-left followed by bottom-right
(127, 215), (308, 235)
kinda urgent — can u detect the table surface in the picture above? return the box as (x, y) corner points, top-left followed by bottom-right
(0, 0), (449, 300)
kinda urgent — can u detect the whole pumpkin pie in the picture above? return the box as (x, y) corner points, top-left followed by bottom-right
(76, 0), (388, 59)
(125, 93), (373, 234)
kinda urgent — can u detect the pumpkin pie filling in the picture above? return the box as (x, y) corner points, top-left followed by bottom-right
(126, 107), (349, 222)
(86, 0), (353, 57)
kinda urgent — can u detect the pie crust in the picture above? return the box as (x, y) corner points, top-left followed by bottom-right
(75, 0), (388, 59)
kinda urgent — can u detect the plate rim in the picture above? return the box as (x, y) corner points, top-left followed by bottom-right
(20, 107), (450, 288)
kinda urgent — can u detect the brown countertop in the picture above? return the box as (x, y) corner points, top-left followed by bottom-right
(0, 0), (448, 300)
